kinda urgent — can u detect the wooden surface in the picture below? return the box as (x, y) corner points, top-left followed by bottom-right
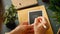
(17, 5), (53, 34)
(11, 0), (38, 9)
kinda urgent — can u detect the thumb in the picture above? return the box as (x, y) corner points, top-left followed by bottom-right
(34, 18), (39, 26)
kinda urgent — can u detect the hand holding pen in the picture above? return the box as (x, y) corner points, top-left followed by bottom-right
(34, 16), (49, 34)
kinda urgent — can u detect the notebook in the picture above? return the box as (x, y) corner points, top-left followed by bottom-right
(17, 5), (53, 34)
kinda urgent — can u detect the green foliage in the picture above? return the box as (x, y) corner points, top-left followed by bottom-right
(4, 4), (17, 24)
(49, 0), (60, 24)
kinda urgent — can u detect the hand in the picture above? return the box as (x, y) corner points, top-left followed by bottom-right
(57, 28), (60, 34)
(34, 17), (49, 34)
(8, 22), (34, 34)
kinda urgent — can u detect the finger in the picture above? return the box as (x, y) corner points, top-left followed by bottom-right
(31, 24), (34, 26)
(41, 24), (47, 30)
(37, 22), (46, 28)
(31, 23), (34, 26)
(37, 23), (42, 28)
(37, 17), (46, 27)
(37, 16), (42, 22)
(30, 29), (34, 32)
(41, 17), (49, 30)
(44, 17), (50, 30)
(38, 23), (47, 30)
(27, 29), (34, 33)
(27, 32), (34, 34)
(27, 29), (34, 34)
(38, 17), (47, 25)
(34, 18), (39, 25)
(25, 25), (33, 30)
(25, 27), (34, 34)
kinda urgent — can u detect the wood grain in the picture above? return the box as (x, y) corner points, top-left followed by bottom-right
(11, 0), (38, 9)
(17, 5), (53, 34)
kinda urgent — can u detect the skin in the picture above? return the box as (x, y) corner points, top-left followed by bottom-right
(34, 17), (49, 34)
(8, 22), (34, 34)
(57, 28), (60, 34)
(7, 17), (49, 34)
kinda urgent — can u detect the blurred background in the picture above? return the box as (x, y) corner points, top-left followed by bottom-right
(0, 0), (60, 34)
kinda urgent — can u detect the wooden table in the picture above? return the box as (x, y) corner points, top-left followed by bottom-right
(11, 0), (38, 9)
(17, 5), (54, 34)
